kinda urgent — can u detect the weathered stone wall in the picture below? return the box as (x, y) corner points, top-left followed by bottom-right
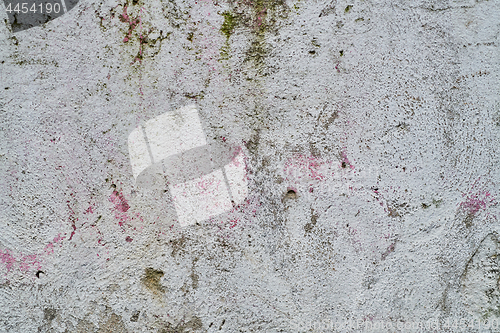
(1, 0), (499, 331)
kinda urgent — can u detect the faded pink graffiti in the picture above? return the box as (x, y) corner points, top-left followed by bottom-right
(0, 234), (64, 275)
(110, 189), (143, 228)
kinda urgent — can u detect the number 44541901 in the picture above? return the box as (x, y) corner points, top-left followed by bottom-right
(5, 2), (61, 14)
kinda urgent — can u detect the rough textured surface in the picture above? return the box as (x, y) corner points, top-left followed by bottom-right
(0, 0), (499, 331)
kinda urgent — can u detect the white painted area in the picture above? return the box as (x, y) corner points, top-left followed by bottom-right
(170, 169), (232, 227)
(128, 105), (248, 226)
(225, 151), (248, 205)
(143, 105), (206, 163)
(127, 126), (151, 179)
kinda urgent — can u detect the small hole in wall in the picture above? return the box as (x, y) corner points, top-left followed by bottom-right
(341, 161), (347, 168)
(309, 50), (316, 55)
(35, 270), (44, 278)
(285, 189), (297, 199)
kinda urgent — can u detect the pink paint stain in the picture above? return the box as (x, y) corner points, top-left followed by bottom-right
(284, 154), (334, 182)
(44, 234), (65, 255)
(340, 149), (355, 170)
(119, 5), (140, 43)
(84, 205), (94, 214)
(0, 237), (64, 274)
(0, 250), (16, 272)
(110, 190), (130, 226)
(110, 190), (143, 228)
(110, 190), (130, 213)
(459, 190), (494, 216)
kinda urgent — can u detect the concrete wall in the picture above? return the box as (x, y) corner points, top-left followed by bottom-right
(1, 0), (499, 331)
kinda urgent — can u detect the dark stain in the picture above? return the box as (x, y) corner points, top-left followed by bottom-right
(219, 318), (225, 330)
(344, 5), (353, 13)
(362, 276), (378, 289)
(319, 2), (336, 17)
(190, 271), (199, 289)
(44, 308), (56, 322)
(141, 268), (165, 295)
(387, 205), (400, 218)
(245, 131), (260, 155)
(98, 313), (127, 333)
(222, 0), (288, 70)
(190, 258), (199, 289)
(130, 311), (140, 322)
(169, 236), (187, 256)
(304, 208), (317, 234)
(159, 317), (203, 333)
(220, 11), (237, 39)
(463, 213), (474, 228)
(75, 319), (96, 333)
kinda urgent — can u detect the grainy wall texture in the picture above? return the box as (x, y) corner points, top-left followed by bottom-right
(1, 0), (499, 331)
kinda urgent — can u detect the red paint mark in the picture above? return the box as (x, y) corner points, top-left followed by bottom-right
(110, 189), (143, 228)
(119, 5), (140, 43)
(340, 149), (355, 169)
(119, 5), (147, 64)
(84, 205), (94, 214)
(229, 219), (238, 229)
(110, 190), (130, 213)
(53, 234), (64, 243)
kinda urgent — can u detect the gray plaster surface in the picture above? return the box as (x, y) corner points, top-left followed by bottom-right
(0, 0), (499, 331)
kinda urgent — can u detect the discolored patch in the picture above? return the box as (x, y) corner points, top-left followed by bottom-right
(159, 317), (203, 333)
(169, 236), (187, 257)
(304, 209), (318, 234)
(141, 268), (165, 295)
(130, 311), (140, 322)
(220, 11), (237, 39)
(98, 313), (127, 333)
(461, 233), (500, 320)
(44, 308), (56, 322)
